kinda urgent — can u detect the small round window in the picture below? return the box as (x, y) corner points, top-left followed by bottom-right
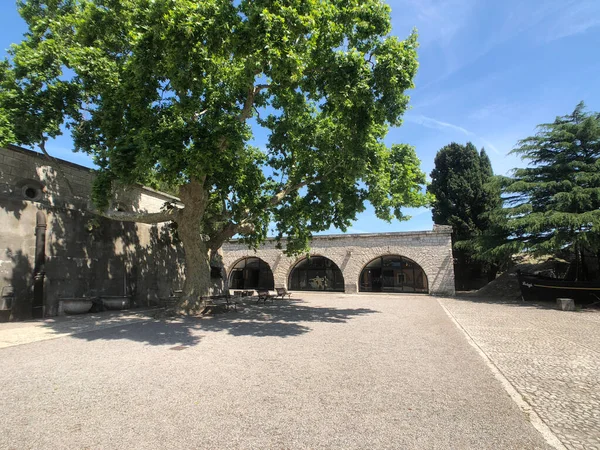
(21, 185), (42, 201)
(24, 187), (37, 199)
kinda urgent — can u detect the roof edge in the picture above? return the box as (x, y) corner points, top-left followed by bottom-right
(3, 144), (181, 202)
(226, 228), (451, 244)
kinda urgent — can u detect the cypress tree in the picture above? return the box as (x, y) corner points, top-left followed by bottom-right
(428, 142), (500, 288)
(479, 148), (493, 177)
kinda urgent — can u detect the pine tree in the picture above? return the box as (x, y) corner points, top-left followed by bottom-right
(490, 102), (600, 280)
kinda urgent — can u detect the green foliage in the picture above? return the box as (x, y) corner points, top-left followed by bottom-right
(1, 0), (428, 256)
(428, 142), (499, 239)
(428, 142), (502, 284)
(0, 111), (14, 146)
(0, 62), (16, 145)
(488, 102), (600, 267)
(90, 169), (114, 211)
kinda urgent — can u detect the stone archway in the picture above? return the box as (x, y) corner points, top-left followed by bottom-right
(358, 255), (429, 293)
(228, 257), (274, 291)
(342, 246), (436, 294)
(288, 255), (345, 292)
(222, 228), (455, 296)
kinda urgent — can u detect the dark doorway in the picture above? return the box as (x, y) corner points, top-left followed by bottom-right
(288, 256), (344, 292)
(229, 257), (274, 290)
(359, 255), (428, 293)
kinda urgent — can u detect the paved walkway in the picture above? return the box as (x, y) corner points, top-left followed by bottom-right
(0, 309), (159, 349)
(440, 297), (600, 450)
(1, 294), (553, 449)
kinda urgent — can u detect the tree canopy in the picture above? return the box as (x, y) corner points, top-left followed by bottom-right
(484, 102), (600, 279)
(427, 142), (501, 287)
(0, 0), (429, 304)
(428, 142), (498, 239)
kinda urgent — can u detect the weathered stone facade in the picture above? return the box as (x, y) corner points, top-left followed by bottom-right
(223, 227), (455, 296)
(0, 145), (185, 320)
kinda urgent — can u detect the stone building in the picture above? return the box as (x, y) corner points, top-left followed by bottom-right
(0, 145), (185, 320)
(1, 145), (454, 321)
(223, 228), (455, 297)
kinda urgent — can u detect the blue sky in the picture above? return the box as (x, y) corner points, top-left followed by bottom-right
(2, 1), (600, 234)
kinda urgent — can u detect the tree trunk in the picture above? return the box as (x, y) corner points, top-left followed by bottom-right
(174, 212), (212, 313)
(173, 180), (212, 314)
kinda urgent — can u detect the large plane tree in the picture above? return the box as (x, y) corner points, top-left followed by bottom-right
(0, 0), (429, 311)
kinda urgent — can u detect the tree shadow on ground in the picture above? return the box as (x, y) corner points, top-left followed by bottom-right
(38, 297), (379, 346)
(196, 298), (379, 338)
(81, 319), (205, 347)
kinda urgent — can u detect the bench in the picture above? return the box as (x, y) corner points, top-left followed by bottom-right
(201, 293), (238, 312)
(275, 287), (292, 300)
(256, 289), (275, 304)
(233, 290), (254, 298)
(214, 293), (238, 312)
(162, 291), (238, 313)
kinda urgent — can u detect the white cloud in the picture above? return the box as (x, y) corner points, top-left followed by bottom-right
(468, 103), (508, 121)
(489, 0), (600, 44)
(408, 114), (469, 134)
(404, 0), (600, 93)
(541, 1), (600, 42)
(406, 114), (501, 155)
(402, 207), (432, 218)
(390, 0), (476, 46)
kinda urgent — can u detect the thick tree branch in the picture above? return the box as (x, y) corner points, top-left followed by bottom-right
(238, 84), (270, 123)
(206, 210), (233, 227)
(39, 138), (74, 196)
(208, 219), (255, 251)
(269, 179), (312, 206)
(217, 83), (271, 151)
(268, 160), (344, 206)
(178, 176), (208, 207)
(98, 207), (180, 224)
(236, 221), (256, 235)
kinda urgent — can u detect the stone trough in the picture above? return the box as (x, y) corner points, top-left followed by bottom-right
(101, 296), (131, 311)
(60, 298), (94, 315)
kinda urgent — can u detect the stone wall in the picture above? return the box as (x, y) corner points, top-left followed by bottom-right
(222, 226), (455, 296)
(0, 145), (185, 320)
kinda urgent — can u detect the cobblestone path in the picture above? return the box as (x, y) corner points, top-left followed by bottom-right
(440, 297), (600, 450)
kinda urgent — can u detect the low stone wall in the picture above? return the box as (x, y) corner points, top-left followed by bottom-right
(222, 226), (455, 296)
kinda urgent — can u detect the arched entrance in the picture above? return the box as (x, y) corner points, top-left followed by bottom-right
(359, 255), (428, 293)
(288, 256), (344, 292)
(229, 257), (274, 290)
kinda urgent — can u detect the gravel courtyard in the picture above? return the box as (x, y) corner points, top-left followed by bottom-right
(0, 293), (570, 449)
